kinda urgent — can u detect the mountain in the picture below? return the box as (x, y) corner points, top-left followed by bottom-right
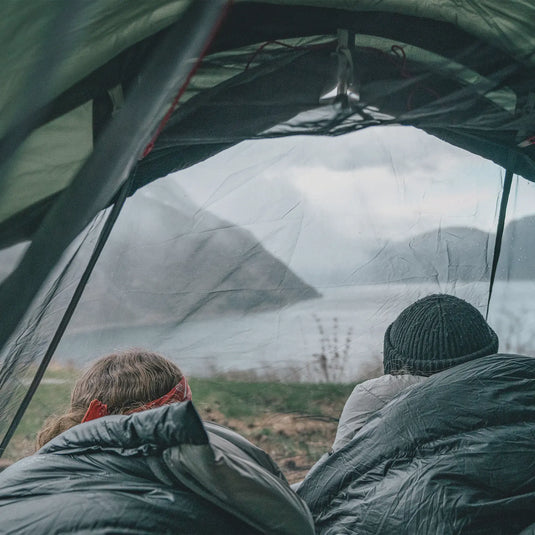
(350, 226), (492, 284)
(68, 182), (320, 331)
(499, 215), (535, 280)
(351, 216), (535, 284)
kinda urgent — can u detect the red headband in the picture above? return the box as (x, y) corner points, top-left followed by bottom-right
(81, 376), (192, 423)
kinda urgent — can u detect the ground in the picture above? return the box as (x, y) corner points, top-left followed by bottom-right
(197, 407), (340, 483)
(2, 367), (356, 484)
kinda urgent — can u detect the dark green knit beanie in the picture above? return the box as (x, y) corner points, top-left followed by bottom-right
(383, 294), (499, 376)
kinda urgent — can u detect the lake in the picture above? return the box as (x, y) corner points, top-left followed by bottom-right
(54, 281), (535, 381)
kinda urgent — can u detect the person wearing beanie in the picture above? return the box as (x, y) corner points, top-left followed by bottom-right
(331, 294), (499, 451)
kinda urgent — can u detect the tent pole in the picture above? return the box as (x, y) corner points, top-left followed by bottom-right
(486, 162), (514, 319)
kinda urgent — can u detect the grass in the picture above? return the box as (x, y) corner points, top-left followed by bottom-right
(189, 377), (353, 418)
(3, 366), (356, 482)
(7, 367), (76, 440)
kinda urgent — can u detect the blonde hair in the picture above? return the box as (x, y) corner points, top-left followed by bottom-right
(36, 349), (184, 448)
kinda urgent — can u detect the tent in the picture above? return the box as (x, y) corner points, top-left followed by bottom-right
(0, 0), (534, 469)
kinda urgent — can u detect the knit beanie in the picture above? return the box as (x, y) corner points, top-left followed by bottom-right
(383, 294), (499, 376)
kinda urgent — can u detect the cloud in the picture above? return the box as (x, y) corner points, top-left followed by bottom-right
(284, 144), (502, 241)
(245, 126), (490, 176)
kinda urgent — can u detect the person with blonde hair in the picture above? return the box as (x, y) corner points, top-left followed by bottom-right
(0, 349), (314, 535)
(36, 348), (192, 447)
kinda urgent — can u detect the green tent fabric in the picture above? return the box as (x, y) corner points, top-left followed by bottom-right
(1, 1), (534, 239)
(2, 0), (535, 239)
(0, 0), (194, 227)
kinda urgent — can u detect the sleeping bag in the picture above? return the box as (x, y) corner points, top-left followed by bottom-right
(0, 401), (314, 534)
(298, 353), (535, 534)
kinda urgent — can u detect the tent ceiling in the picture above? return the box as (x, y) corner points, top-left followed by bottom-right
(1, 2), (534, 249)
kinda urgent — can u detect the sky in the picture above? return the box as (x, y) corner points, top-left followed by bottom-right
(139, 124), (535, 284)
(170, 125), (506, 232)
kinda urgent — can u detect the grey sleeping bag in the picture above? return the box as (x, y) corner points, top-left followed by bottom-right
(298, 353), (535, 535)
(0, 401), (314, 534)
